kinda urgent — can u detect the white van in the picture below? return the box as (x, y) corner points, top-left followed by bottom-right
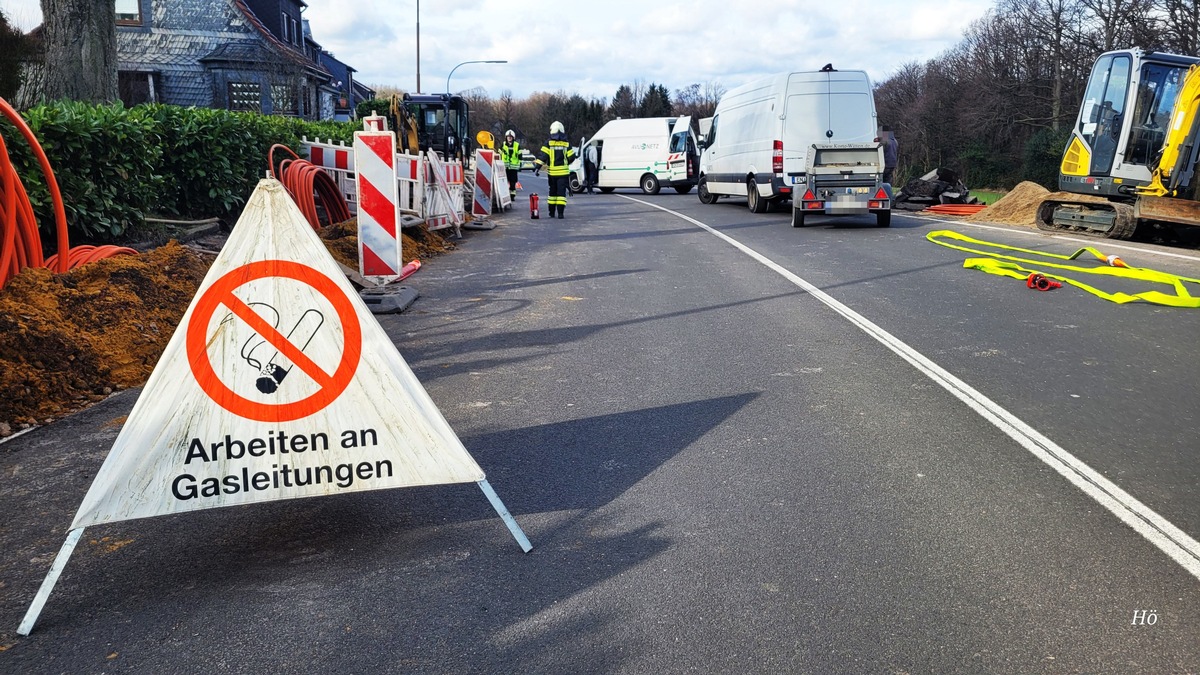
(698, 67), (879, 213)
(569, 117), (699, 194)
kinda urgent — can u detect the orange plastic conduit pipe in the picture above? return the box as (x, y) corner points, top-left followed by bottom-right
(926, 203), (988, 216)
(0, 97), (137, 290)
(268, 144), (351, 230)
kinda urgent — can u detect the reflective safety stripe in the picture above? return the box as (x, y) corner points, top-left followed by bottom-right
(927, 229), (1200, 307)
(500, 142), (521, 168)
(540, 141), (575, 176)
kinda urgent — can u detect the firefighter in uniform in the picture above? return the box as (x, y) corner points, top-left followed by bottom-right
(500, 129), (521, 201)
(537, 121), (576, 219)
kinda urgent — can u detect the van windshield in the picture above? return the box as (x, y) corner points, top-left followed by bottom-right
(784, 92), (875, 145)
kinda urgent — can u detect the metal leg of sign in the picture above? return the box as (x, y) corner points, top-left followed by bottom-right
(18, 527), (85, 635)
(477, 479), (533, 553)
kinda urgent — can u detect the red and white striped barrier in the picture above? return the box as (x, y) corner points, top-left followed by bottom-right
(473, 149), (494, 218)
(303, 137), (357, 213)
(353, 128), (402, 282)
(396, 152), (423, 217)
(425, 152), (464, 236)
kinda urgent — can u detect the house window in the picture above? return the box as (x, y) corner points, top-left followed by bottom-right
(116, 0), (142, 25)
(291, 18), (300, 45)
(281, 13), (290, 42)
(228, 82), (261, 112)
(118, 71), (157, 106)
(271, 85), (297, 116)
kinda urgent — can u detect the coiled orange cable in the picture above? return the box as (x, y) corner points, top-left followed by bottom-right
(0, 97), (137, 290)
(268, 144), (351, 230)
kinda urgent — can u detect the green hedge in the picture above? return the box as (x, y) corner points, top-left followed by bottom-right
(0, 100), (357, 242)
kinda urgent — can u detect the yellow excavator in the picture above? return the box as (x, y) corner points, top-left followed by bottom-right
(1037, 48), (1200, 239)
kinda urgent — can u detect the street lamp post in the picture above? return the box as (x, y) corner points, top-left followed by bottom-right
(446, 60), (507, 94)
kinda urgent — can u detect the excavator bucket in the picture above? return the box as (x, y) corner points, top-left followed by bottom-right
(1135, 194), (1200, 226)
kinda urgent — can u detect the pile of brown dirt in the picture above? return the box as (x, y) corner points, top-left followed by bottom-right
(966, 182), (1115, 227)
(0, 221), (457, 436)
(0, 242), (214, 433)
(965, 181), (1050, 226)
(319, 219), (454, 269)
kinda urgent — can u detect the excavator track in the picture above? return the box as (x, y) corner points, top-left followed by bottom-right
(1035, 198), (1138, 240)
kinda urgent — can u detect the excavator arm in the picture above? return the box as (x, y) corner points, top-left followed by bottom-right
(1138, 64), (1200, 198)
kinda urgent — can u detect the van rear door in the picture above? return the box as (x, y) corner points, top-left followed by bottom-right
(667, 116), (697, 184)
(782, 71), (876, 179)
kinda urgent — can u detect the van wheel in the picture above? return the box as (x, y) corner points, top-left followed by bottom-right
(876, 211), (891, 227)
(791, 208), (806, 228)
(747, 178), (768, 213)
(641, 174), (661, 195)
(569, 174), (582, 193)
(674, 185), (692, 194)
(698, 177), (718, 204)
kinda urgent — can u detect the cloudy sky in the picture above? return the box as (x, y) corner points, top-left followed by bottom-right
(2, 0), (995, 99)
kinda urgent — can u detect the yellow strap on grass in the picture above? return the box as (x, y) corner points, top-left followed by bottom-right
(926, 229), (1200, 307)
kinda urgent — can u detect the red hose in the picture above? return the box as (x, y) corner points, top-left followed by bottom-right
(268, 144), (351, 230)
(0, 97), (137, 290)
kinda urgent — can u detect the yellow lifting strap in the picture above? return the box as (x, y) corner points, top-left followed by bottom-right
(926, 229), (1200, 307)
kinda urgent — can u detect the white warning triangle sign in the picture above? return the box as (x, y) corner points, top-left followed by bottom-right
(19, 179), (528, 635)
(71, 179), (494, 528)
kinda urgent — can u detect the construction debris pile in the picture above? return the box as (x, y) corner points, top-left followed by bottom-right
(894, 168), (981, 211)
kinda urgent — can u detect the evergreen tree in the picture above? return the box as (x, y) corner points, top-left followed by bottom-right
(639, 84), (673, 117)
(610, 85), (636, 119)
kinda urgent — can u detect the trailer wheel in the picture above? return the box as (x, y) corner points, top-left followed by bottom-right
(747, 178), (768, 213)
(876, 211), (891, 227)
(698, 177), (718, 204)
(791, 208), (806, 228)
(674, 185), (692, 194)
(641, 174), (661, 195)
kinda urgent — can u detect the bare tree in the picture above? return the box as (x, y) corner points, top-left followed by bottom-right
(673, 81), (725, 118)
(1156, 0), (1200, 54)
(1080, 0), (1159, 51)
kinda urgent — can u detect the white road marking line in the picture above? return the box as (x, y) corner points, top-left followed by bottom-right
(626, 196), (1200, 581)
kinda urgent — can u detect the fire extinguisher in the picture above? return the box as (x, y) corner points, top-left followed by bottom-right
(530, 193), (540, 219)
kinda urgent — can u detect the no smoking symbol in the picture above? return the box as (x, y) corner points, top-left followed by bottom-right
(185, 260), (362, 422)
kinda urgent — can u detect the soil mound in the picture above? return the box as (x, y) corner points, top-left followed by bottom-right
(319, 219), (454, 269)
(965, 182), (1115, 227)
(0, 223), (455, 436)
(0, 242), (213, 433)
(965, 181), (1050, 226)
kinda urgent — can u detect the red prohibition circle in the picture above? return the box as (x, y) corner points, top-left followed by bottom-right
(185, 260), (362, 422)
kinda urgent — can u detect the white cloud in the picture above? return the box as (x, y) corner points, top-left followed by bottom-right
(1, 0), (994, 99)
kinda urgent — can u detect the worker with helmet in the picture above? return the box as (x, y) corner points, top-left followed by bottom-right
(500, 129), (521, 201)
(537, 120), (577, 219)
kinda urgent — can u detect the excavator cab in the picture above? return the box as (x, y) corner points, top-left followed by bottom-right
(401, 93), (471, 162)
(1040, 49), (1200, 238)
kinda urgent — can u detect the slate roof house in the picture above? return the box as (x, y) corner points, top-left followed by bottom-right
(116, 0), (373, 120)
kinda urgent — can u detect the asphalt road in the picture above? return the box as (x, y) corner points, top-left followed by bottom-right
(3, 173), (1199, 673)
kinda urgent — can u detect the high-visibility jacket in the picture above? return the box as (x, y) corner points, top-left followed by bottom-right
(500, 141), (521, 169)
(539, 137), (575, 177)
